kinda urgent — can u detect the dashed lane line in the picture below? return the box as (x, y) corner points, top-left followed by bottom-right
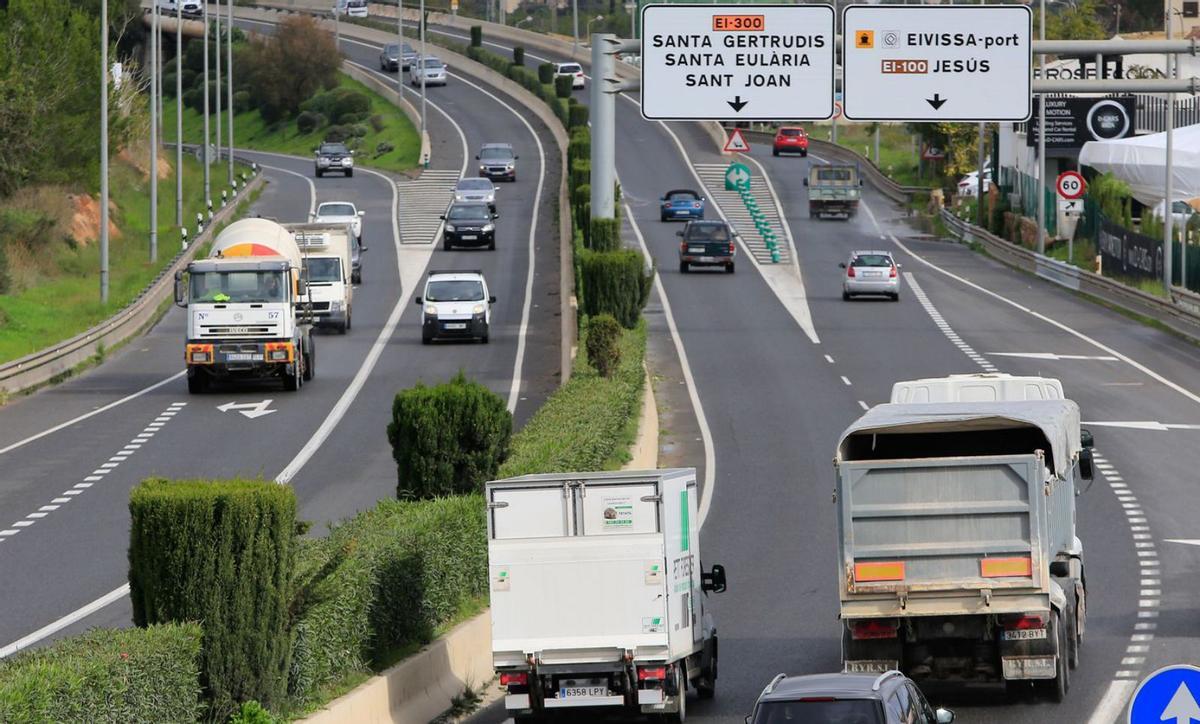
(905, 272), (1000, 373)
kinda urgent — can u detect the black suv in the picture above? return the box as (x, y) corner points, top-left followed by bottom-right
(747, 671), (954, 724)
(477, 143), (518, 182)
(678, 219), (738, 274)
(314, 142), (354, 178)
(440, 201), (499, 250)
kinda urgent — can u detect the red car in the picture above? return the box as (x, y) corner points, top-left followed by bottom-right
(773, 126), (808, 157)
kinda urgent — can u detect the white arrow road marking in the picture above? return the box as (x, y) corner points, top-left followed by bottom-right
(987, 352), (1119, 361)
(1164, 539), (1200, 547)
(217, 399), (276, 419)
(1082, 421), (1200, 432)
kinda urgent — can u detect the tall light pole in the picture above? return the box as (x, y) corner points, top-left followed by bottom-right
(976, 0), (985, 232)
(216, 1), (223, 176)
(1164, 3), (1175, 291)
(202, 0), (211, 206)
(419, 0), (426, 138)
(572, 0), (579, 57)
(227, 0), (234, 185)
(150, 0), (159, 264)
(176, 0), (184, 227)
(397, 0), (404, 101)
(1036, 0), (1046, 255)
(100, 0), (110, 304)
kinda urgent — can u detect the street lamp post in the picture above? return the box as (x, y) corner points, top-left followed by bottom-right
(572, 0), (579, 57)
(150, 0), (159, 264)
(1036, 0), (1046, 255)
(419, 0), (426, 138)
(397, 0), (404, 102)
(203, 0), (211, 206)
(1164, 7), (1176, 291)
(227, 0), (234, 185)
(176, 0), (184, 227)
(100, 0), (109, 304)
(216, 1), (222, 174)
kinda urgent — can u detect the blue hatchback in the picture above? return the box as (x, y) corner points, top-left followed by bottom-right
(660, 189), (705, 222)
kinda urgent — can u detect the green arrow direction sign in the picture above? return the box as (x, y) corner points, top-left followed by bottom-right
(725, 162), (751, 192)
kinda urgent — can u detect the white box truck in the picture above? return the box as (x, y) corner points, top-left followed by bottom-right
(487, 469), (727, 722)
(290, 222), (354, 334)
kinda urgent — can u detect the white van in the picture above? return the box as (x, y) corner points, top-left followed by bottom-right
(335, 0), (368, 18)
(890, 373), (1064, 404)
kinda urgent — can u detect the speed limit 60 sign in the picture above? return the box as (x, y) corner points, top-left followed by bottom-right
(1056, 171), (1086, 200)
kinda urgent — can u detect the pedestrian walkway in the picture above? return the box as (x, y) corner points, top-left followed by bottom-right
(693, 163), (792, 265)
(396, 168), (461, 245)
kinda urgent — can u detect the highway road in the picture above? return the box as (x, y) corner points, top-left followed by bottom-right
(0, 32), (563, 654)
(397, 19), (1200, 724)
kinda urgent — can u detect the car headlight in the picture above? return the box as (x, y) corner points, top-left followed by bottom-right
(343, 158), (353, 166)
(472, 304), (485, 314)
(444, 224), (456, 232)
(479, 165), (487, 173)
(330, 300), (343, 311)
(482, 223), (494, 233)
(425, 304), (438, 316)
(505, 163), (514, 170)
(318, 158), (330, 165)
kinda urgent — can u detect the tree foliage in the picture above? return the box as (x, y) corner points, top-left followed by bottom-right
(1037, 0), (1108, 40)
(241, 16), (340, 124)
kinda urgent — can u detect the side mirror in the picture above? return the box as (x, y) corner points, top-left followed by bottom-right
(493, 213), (500, 219)
(838, 262), (847, 269)
(414, 296), (422, 305)
(1081, 429), (1094, 449)
(675, 230), (684, 237)
(357, 210), (364, 216)
(701, 563), (727, 594)
(1079, 448), (1094, 481)
(802, 178), (809, 186)
(489, 295), (497, 303)
(359, 246), (369, 252)
(475, 154), (480, 160)
(173, 271), (187, 307)
(439, 214), (447, 220)
(935, 708), (955, 724)
(896, 263), (903, 269)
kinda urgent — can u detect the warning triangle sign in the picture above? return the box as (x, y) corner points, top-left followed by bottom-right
(724, 129), (750, 153)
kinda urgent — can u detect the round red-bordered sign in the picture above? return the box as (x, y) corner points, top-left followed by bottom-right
(1056, 171), (1086, 200)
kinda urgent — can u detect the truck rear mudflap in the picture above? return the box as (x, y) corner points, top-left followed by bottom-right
(498, 659), (681, 715)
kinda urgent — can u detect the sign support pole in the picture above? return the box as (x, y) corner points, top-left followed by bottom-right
(976, 0), (985, 232)
(1036, 0), (1046, 256)
(1165, 15), (1176, 292)
(590, 33), (615, 221)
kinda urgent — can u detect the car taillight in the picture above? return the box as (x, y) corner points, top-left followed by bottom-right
(728, 242), (735, 254)
(499, 672), (528, 687)
(681, 241), (688, 252)
(889, 266), (897, 278)
(693, 202), (702, 208)
(638, 666), (667, 681)
(663, 201), (671, 208)
(1004, 613), (1047, 630)
(850, 619), (899, 640)
(847, 265), (856, 278)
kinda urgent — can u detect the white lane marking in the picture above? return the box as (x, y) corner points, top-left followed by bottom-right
(904, 273), (1000, 373)
(858, 400), (869, 411)
(50, 498), (70, 504)
(12, 521), (33, 527)
(0, 371), (185, 457)
(988, 352), (1119, 362)
(824, 354), (835, 364)
(1082, 421), (1200, 432)
(625, 200), (717, 527)
(840, 376), (852, 386)
(0, 585), (132, 659)
(1165, 539), (1200, 546)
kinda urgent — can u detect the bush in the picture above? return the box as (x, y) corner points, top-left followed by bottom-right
(324, 124), (351, 142)
(470, 25), (482, 47)
(369, 113), (386, 132)
(555, 75), (574, 98)
(570, 157), (590, 192)
(229, 700), (276, 724)
(332, 89), (371, 123)
(374, 141), (395, 157)
(538, 62), (555, 84)
(588, 216), (620, 252)
(586, 315), (623, 377)
(296, 110), (325, 135)
(233, 90), (253, 114)
(579, 248), (653, 328)
(180, 67), (198, 92)
(163, 72), (178, 97)
(0, 624), (203, 723)
(129, 478), (297, 720)
(501, 322), (646, 477)
(568, 127), (590, 165)
(386, 373), (512, 499)
(513, 46), (525, 66)
(569, 102), (589, 129)
(182, 87), (204, 113)
(350, 123), (369, 138)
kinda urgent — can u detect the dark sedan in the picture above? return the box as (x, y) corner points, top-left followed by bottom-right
(441, 202), (499, 250)
(379, 42), (416, 72)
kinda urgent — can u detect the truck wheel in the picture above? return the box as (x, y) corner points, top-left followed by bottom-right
(1064, 585), (1081, 669)
(303, 342), (315, 381)
(284, 368), (301, 391)
(352, 270), (361, 284)
(186, 372), (207, 394)
(1038, 612), (1069, 702)
(725, 262), (735, 274)
(679, 261), (688, 274)
(669, 662), (687, 722)
(697, 637), (717, 700)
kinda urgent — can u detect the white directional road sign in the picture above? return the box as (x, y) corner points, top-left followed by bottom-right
(640, 3), (835, 122)
(842, 5), (1031, 122)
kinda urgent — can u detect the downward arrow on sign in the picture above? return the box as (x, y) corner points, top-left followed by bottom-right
(217, 400), (276, 419)
(927, 93), (947, 110)
(727, 95), (748, 112)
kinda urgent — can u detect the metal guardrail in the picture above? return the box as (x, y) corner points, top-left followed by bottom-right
(940, 208), (1200, 343)
(0, 158), (263, 397)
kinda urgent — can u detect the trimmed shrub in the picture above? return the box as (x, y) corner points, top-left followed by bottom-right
(538, 62), (555, 85)
(555, 74), (574, 98)
(586, 314), (623, 378)
(296, 110), (325, 135)
(324, 124), (351, 142)
(386, 372), (512, 499)
(128, 479), (297, 720)
(163, 72), (178, 97)
(0, 624), (203, 723)
(569, 102), (589, 129)
(339, 111), (368, 125)
(570, 157), (590, 192)
(369, 113), (386, 132)
(332, 89), (370, 123)
(233, 90), (253, 113)
(568, 127), (590, 165)
(182, 87), (204, 113)
(588, 217), (620, 252)
(374, 141), (395, 157)
(579, 248), (653, 328)
(470, 25), (482, 47)
(180, 67), (198, 92)
(229, 700), (276, 724)
(513, 46), (525, 66)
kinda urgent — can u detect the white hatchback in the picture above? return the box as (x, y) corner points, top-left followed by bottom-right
(840, 250), (900, 301)
(556, 62), (586, 90)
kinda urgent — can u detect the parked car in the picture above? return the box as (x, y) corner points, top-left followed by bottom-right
(677, 219), (737, 274)
(477, 143), (518, 182)
(956, 170), (992, 197)
(452, 177), (498, 212)
(416, 270), (495, 344)
(659, 188), (705, 222)
(555, 62), (586, 89)
(773, 126), (809, 157)
(312, 201), (364, 244)
(840, 250), (900, 301)
(157, 0), (202, 17)
(441, 201), (499, 250)
(409, 56), (447, 86)
(379, 42), (417, 72)
(334, 0), (367, 18)
(747, 671), (954, 724)
(314, 142), (354, 178)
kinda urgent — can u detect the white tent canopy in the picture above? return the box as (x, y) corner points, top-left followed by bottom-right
(1079, 123), (1200, 206)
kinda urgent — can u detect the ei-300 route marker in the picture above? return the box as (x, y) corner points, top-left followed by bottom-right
(639, 4), (835, 122)
(842, 5), (1031, 122)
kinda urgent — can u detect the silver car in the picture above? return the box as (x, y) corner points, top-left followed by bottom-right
(841, 250), (900, 301)
(410, 57), (448, 87)
(452, 177), (497, 212)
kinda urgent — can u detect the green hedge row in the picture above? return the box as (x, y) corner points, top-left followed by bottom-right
(500, 321), (646, 477)
(0, 624), (203, 723)
(288, 496), (488, 706)
(580, 247), (654, 328)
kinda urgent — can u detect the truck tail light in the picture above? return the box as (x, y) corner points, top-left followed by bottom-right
(637, 665), (667, 681)
(265, 341), (293, 362)
(1004, 613), (1047, 631)
(847, 265), (856, 278)
(186, 343), (214, 364)
(499, 672), (528, 687)
(728, 242), (736, 254)
(850, 619), (899, 640)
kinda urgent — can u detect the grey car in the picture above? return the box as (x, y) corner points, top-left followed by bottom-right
(452, 177), (497, 213)
(477, 143), (518, 182)
(747, 671), (954, 724)
(379, 42), (416, 72)
(841, 250), (900, 301)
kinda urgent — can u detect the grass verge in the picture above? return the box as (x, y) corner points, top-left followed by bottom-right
(809, 122), (933, 188)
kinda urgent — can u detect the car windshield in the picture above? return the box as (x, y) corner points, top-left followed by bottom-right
(384, 43), (399, 54)
(851, 254), (892, 268)
(481, 147), (513, 161)
(448, 205), (491, 221)
(780, 128), (804, 137)
(320, 143), (348, 155)
(403, 44), (415, 53)
(686, 224), (730, 241)
(426, 280), (484, 302)
(754, 699), (879, 723)
(457, 179), (493, 191)
(318, 203), (355, 216)
(422, 58), (442, 68)
(190, 270), (287, 303)
(667, 191), (698, 202)
(304, 257), (341, 283)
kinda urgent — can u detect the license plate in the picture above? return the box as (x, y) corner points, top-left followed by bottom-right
(445, 323), (467, 330)
(226, 353), (259, 361)
(227, 326), (250, 334)
(864, 271), (883, 278)
(559, 686), (607, 699)
(700, 256), (716, 262)
(1003, 628), (1047, 641)
(675, 210), (689, 215)
(461, 235), (477, 240)
(844, 660), (898, 673)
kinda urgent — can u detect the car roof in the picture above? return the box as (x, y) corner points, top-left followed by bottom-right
(665, 188), (700, 196)
(481, 143), (514, 150)
(448, 200), (492, 209)
(317, 201), (355, 209)
(427, 270), (485, 282)
(850, 250), (894, 258)
(760, 672), (902, 702)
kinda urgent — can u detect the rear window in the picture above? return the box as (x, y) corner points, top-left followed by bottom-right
(686, 224), (730, 241)
(817, 168), (853, 181)
(851, 254), (892, 268)
(754, 700), (879, 724)
(780, 128), (804, 137)
(318, 203), (355, 216)
(667, 191), (698, 201)
(559, 64), (582, 73)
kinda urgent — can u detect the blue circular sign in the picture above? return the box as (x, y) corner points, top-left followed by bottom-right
(1130, 665), (1200, 724)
